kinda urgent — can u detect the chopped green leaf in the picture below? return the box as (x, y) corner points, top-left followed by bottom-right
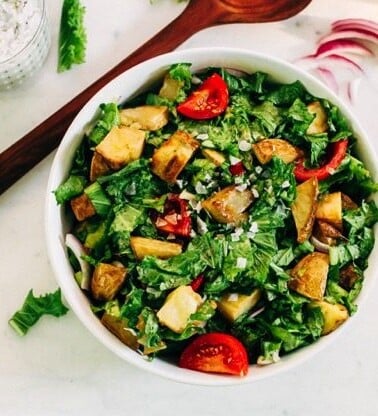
(9, 289), (69, 336)
(58, 0), (87, 72)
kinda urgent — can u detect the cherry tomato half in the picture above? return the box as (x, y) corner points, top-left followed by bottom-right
(179, 333), (249, 376)
(154, 195), (191, 237)
(177, 73), (229, 120)
(294, 139), (348, 182)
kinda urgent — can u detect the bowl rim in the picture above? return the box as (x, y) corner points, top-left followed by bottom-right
(45, 47), (378, 386)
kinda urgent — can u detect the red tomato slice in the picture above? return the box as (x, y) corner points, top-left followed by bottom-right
(294, 139), (348, 182)
(177, 73), (229, 120)
(179, 333), (249, 376)
(154, 195), (191, 237)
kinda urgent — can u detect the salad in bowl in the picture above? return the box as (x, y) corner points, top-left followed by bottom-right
(46, 48), (378, 385)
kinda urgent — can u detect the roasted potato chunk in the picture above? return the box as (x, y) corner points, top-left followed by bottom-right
(90, 151), (111, 182)
(339, 264), (361, 290)
(201, 148), (226, 166)
(130, 236), (182, 260)
(313, 220), (344, 245)
(252, 138), (303, 164)
(202, 185), (254, 225)
(91, 262), (127, 301)
(151, 130), (199, 183)
(101, 313), (138, 350)
(289, 252), (329, 300)
(159, 75), (183, 100)
(217, 289), (261, 322)
(70, 193), (96, 221)
(316, 192), (343, 230)
(157, 286), (202, 333)
(291, 177), (319, 243)
(341, 192), (358, 210)
(310, 300), (349, 335)
(119, 105), (169, 131)
(306, 101), (328, 135)
(95, 126), (146, 170)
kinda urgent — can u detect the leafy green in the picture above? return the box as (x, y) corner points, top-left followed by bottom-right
(9, 289), (69, 336)
(58, 0), (87, 72)
(84, 182), (111, 216)
(88, 103), (120, 145)
(54, 175), (86, 204)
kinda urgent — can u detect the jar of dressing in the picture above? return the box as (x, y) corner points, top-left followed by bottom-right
(0, 0), (51, 90)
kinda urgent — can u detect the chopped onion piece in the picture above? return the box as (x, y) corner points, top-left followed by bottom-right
(65, 233), (91, 290)
(310, 235), (330, 253)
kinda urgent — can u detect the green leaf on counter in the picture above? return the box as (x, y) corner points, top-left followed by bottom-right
(58, 0), (87, 72)
(9, 289), (69, 336)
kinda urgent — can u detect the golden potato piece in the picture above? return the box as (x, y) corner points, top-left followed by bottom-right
(291, 177), (319, 243)
(151, 130), (199, 183)
(95, 126), (146, 170)
(90, 151), (111, 182)
(339, 264), (361, 290)
(310, 300), (348, 335)
(341, 193), (358, 210)
(313, 220), (344, 246)
(119, 105), (169, 131)
(101, 313), (138, 350)
(70, 193), (96, 221)
(218, 289), (261, 322)
(202, 185), (254, 225)
(157, 286), (202, 333)
(130, 236), (182, 260)
(91, 263), (127, 301)
(306, 101), (328, 135)
(289, 252), (329, 300)
(316, 192), (343, 230)
(252, 138), (303, 164)
(201, 149), (226, 167)
(159, 75), (183, 100)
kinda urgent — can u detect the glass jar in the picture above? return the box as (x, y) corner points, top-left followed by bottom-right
(0, 0), (51, 90)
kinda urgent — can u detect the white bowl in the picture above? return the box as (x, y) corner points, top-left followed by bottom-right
(45, 47), (378, 386)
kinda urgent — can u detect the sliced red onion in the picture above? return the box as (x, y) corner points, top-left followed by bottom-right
(314, 39), (374, 58)
(331, 19), (378, 37)
(319, 29), (378, 46)
(310, 235), (330, 253)
(313, 67), (339, 93)
(347, 77), (362, 104)
(317, 54), (363, 72)
(65, 233), (91, 290)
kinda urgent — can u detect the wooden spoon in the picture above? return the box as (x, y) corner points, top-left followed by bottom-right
(0, 0), (312, 194)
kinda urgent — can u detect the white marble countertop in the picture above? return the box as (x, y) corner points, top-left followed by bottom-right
(1, 1), (378, 415)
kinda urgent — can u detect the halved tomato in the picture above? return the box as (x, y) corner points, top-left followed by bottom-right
(179, 332), (249, 376)
(177, 73), (229, 120)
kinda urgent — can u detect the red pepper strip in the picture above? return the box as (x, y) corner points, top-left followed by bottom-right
(294, 139), (348, 182)
(190, 274), (205, 292)
(154, 195), (192, 237)
(229, 161), (246, 176)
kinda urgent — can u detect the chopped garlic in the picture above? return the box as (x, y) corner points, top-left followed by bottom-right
(236, 257), (247, 269)
(227, 293), (239, 302)
(229, 155), (241, 165)
(238, 140), (252, 152)
(195, 182), (208, 195)
(196, 133), (209, 141)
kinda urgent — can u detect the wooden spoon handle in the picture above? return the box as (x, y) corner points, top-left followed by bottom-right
(0, 2), (217, 194)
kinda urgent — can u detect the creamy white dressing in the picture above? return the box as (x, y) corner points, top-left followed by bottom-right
(0, 0), (41, 62)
